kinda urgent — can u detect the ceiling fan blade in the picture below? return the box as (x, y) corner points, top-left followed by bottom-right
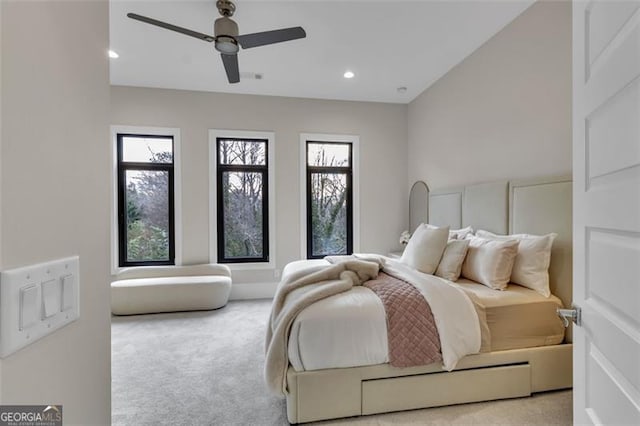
(236, 27), (306, 49)
(127, 13), (215, 42)
(221, 54), (240, 84)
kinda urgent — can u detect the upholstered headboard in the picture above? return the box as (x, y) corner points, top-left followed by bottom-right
(428, 176), (573, 312)
(463, 181), (509, 234)
(509, 177), (573, 314)
(428, 188), (463, 230)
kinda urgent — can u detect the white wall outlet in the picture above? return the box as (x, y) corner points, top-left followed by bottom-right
(0, 256), (80, 358)
(274, 269), (281, 279)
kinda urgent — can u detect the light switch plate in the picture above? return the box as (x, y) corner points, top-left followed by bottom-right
(0, 256), (80, 358)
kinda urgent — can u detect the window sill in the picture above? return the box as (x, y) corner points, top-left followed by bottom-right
(221, 261), (275, 271)
(111, 262), (180, 276)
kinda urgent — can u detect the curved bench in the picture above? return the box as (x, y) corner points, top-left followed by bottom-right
(111, 264), (232, 315)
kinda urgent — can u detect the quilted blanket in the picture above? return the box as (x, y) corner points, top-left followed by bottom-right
(364, 272), (442, 368)
(382, 260), (482, 370)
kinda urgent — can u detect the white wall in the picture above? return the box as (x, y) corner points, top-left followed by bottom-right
(408, 0), (572, 189)
(0, 1), (111, 424)
(111, 87), (408, 285)
(0, 0), (3, 401)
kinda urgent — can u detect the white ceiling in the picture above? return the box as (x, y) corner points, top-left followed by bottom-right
(109, 0), (534, 104)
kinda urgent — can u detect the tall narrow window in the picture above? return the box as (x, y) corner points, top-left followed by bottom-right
(216, 138), (269, 263)
(117, 134), (175, 267)
(306, 141), (353, 259)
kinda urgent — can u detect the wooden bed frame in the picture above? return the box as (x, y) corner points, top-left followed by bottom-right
(284, 176), (573, 424)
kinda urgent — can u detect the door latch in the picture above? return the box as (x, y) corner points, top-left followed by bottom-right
(557, 306), (581, 327)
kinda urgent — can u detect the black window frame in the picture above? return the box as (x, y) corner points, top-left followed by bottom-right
(117, 133), (175, 267)
(306, 140), (353, 259)
(216, 137), (270, 264)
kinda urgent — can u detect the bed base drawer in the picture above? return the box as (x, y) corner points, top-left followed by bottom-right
(361, 364), (531, 415)
(286, 345), (572, 423)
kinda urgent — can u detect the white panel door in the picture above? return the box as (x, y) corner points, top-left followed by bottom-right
(573, 1), (640, 424)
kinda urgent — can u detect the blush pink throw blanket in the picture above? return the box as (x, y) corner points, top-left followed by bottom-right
(364, 272), (442, 367)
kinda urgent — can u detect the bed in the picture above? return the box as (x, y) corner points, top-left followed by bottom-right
(270, 176), (573, 423)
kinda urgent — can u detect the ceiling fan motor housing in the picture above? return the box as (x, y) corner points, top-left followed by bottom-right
(215, 16), (238, 37)
(214, 17), (239, 54)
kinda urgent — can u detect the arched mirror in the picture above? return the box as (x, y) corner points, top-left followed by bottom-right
(409, 181), (429, 232)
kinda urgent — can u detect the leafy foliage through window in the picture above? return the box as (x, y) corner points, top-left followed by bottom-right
(117, 135), (175, 266)
(217, 138), (269, 263)
(306, 141), (353, 258)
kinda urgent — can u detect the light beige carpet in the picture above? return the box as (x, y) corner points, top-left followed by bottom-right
(313, 390), (571, 425)
(112, 299), (572, 426)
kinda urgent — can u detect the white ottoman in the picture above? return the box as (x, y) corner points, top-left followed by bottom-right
(111, 264), (232, 315)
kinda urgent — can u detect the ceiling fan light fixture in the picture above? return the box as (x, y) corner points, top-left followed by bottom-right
(343, 70), (355, 79)
(215, 36), (239, 54)
(127, 0), (306, 84)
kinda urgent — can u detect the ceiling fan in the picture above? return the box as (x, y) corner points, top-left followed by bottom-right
(127, 0), (306, 84)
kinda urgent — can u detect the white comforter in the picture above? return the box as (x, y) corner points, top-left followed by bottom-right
(286, 257), (481, 372)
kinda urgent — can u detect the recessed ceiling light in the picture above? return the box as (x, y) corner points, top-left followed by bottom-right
(397, 86), (407, 94)
(343, 70), (355, 79)
(108, 50), (119, 59)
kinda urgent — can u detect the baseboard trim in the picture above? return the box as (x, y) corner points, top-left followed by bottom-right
(229, 281), (277, 300)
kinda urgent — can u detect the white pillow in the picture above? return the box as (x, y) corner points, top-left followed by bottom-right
(401, 225), (449, 274)
(435, 239), (470, 281)
(426, 224), (473, 240)
(450, 226), (474, 240)
(461, 236), (519, 290)
(476, 230), (557, 297)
